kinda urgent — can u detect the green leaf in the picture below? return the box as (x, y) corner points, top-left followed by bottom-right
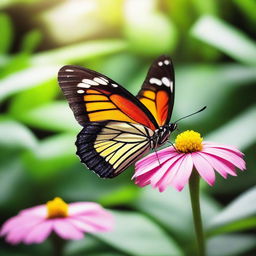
(99, 185), (139, 207)
(207, 234), (256, 256)
(0, 158), (24, 206)
(191, 16), (256, 65)
(0, 40), (127, 102)
(15, 101), (80, 132)
(0, 53), (30, 78)
(0, 118), (37, 150)
(30, 39), (128, 66)
(0, 0), (42, 9)
(124, 13), (178, 56)
(94, 210), (183, 256)
(0, 13), (13, 54)
(20, 29), (42, 54)
(0, 65), (59, 102)
(207, 186), (256, 236)
(234, 0), (256, 25)
(191, 0), (218, 15)
(23, 133), (77, 179)
(206, 105), (256, 150)
(9, 78), (58, 115)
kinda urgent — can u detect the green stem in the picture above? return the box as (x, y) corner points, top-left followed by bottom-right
(189, 171), (206, 256)
(51, 234), (65, 256)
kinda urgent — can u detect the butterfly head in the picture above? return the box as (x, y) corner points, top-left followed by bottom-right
(169, 123), (178, 132)
(153, 123), (177, 148)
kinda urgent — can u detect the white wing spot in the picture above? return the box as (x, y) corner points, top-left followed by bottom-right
(149, 78), (162, 86)
(112, 84), (118, 87)
(164, 60), (170, 65)
(158, 61), (163, 66)
(65, 69), (74, 72)
(82, 79), (99, 85)
(162, 77), (171, 87)
(77, 89), (85, 94)
(100, 77), (108, 83)
(94, 77), (108, 85)
(77, 83), (90, 88)
(170, 81), (173, 92)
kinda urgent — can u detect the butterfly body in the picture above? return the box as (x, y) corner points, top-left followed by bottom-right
(58, 55), (176, 178)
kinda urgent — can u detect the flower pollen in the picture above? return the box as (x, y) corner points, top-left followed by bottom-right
(175, 130), (203, 153)
(47, 197), (68, 219)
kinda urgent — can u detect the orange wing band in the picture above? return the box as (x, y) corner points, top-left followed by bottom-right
(110, 95), (156, 130)
(156, 90), (169, 126)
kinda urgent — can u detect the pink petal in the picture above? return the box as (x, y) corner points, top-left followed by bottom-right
(1, 215), (43, 237)
(5, 217), (44, 245)
(199, 152), (237, 178)
(203, 147), (246, 170)
(170, 154), (193, 191)
(158, 155), (186, 192)
(203, 142), (244, 156)
(24, 221), (53, 244)
(68, 202), (102, 216)
(135, 148), (178, 174)
(135, 151), (180, 176)
(77, 211), (113, 230)
(150, 154), (184, 188)
(19, 205), (46, 218)
(192, 153), (215, 186)
(134, 168), (156, 187)
(0, 215), (23, 236)
(53, 219), (84, 240)
(136, 147), (176, 168)
(68, 212), (113, 233)
(67, 218), (98, 233)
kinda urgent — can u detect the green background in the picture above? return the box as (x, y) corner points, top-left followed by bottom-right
(0, 0), (255, 255)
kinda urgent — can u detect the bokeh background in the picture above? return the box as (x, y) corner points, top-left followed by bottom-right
(0, 0), (255, 255)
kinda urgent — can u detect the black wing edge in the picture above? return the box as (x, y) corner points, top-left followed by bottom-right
(75, 121), (116, 178)
(58, 65), (92, 126)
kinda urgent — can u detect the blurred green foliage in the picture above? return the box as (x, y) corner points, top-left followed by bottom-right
(0, 0), (255, 255)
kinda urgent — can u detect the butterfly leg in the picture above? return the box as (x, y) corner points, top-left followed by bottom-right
(167, 140), (180, 153)
(153, 148), (162, 167)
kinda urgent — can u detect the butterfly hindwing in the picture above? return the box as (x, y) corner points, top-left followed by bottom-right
(58, 66), (158, 131)
(137, 55), (175, 126)
(76, 121), (153, 178)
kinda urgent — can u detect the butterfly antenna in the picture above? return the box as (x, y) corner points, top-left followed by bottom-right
(174, 106), (207, 124)
(153, 149), (161, 166)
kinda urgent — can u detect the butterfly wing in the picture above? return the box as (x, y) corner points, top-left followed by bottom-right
(137, 55), (175, 126)
(58, 65), (158, 131)
(76, 121), (153, 178)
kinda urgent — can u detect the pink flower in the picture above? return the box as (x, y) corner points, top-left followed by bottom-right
(0, 197), (113, 245)
(133, 130), (246, 192)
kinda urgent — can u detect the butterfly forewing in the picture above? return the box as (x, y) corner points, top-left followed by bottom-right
(58, 66), (158, 130)
(137, 55), (175, 126)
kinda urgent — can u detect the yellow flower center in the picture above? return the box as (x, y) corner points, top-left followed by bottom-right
(175, 130), (203, 153)
(46, 197), (68, 219)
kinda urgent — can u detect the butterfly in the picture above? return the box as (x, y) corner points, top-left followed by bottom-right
(58, 55), (178, 178)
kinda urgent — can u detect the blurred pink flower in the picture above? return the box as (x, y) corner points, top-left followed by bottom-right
(133, 130), (246, 192)
(0, 197), (113, 245)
